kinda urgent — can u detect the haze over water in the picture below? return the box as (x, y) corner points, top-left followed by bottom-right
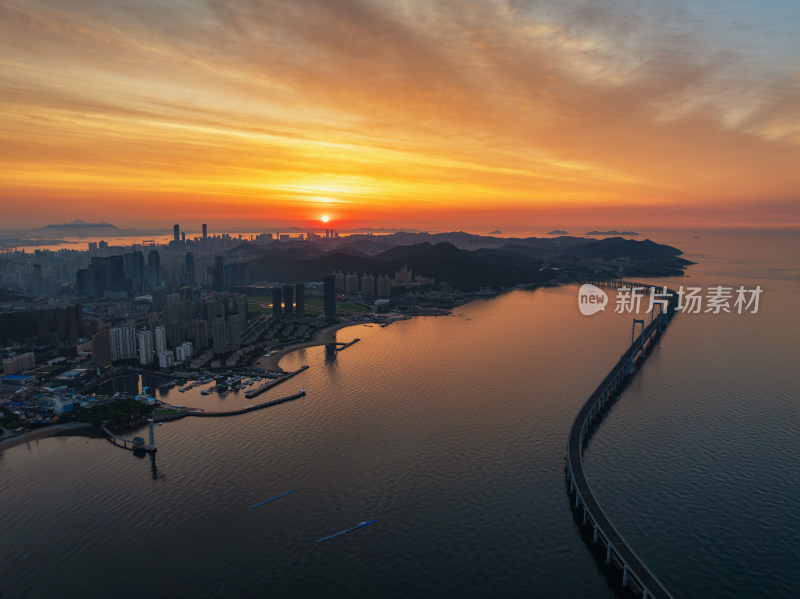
(1, 230), (798, 598)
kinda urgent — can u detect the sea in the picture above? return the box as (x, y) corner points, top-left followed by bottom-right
(0, 230), (798, 598)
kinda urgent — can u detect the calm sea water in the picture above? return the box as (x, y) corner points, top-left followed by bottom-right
(1, 231), (797, 598)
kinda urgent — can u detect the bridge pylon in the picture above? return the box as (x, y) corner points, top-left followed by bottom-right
(628, 319), (645, 373)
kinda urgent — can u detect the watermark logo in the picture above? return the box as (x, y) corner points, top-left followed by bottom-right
(578, 284), (608, 315)
(577, 283), (763, 316)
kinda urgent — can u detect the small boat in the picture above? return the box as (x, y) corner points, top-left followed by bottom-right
(201, 389), (211, 396)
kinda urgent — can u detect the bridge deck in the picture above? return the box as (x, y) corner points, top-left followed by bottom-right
(566, 282), (677, 599)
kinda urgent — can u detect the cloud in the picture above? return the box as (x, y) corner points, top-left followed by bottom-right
(0, 0), (798, 228)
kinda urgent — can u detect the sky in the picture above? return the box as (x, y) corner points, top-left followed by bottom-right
(0, 0), (798, 234)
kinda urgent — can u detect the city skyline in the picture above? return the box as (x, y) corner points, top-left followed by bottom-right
(1, 0), (799, 233)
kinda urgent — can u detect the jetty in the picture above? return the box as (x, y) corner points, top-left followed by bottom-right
(565, 280), (678, 599)
(333, 338), (360, 351)
(187, 391), (306, 417)
(245, 365), (308, 400)
(101, 419), (156, 453)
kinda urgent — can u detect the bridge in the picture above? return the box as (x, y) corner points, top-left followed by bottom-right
(566, 280), (679, 599)
(101, 419), (156, 453)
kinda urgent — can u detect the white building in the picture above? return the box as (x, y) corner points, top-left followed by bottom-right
(158, 350), (175, 369)
(138, 330), (154, 365)
(111, 326), (137, 361)
(154, 325), (167, 356)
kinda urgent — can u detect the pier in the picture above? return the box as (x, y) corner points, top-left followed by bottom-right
(101, 419), (156, 453)
(187, 391), (306, 417)
(245, 365), (309, 399)
(333, 338), (360, 351)
(566, 281), (679, 599)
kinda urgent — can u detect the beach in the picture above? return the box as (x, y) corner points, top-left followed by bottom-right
(254, 320), (367, 372)
(0, 421), (94, 451)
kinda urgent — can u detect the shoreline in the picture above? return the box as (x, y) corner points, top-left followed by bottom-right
(254, 320), (368, 372)
(254, 315), (411, 372)
(0, 421), (94, 451)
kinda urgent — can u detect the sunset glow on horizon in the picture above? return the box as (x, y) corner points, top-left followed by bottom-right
(1, 0), (798, 232)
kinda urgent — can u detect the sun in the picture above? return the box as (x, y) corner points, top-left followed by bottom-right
(321, 215), (330, 223)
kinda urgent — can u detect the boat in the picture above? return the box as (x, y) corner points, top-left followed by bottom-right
(201, 389), (211, 396)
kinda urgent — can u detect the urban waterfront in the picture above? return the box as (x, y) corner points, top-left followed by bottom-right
(1, 231), (798, 599)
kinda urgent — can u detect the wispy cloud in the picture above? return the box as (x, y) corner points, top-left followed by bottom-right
(0, 0), (797, 228)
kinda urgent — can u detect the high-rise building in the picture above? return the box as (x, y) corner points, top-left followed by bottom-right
(283, 285), (294, 318)
(147, 250), (161, 289)
(213, 256), (225, 291)
(158, 350), (175, 369)
(295, 283), (305, 318)
(91, 329), (113, 363)
(202, 223), (207, 240)
(124, 251), (145, 294)
(323, 275), (337, 320)
(213, 316), (227, 354)
(395, 265), (412, 283)
(173, 224), (180, 244)
(228, 314), (241, 351)
(377, 274), (391, 297)
(189, 319), (208, 350)
(235, 294), (248, 323)
(223, 262), (247, 291)
(175, 341), (193, 363)
(109, 255), (129, 294)
(154, 325), (167, 356)
(89, 256), (112, 297)
(271, 287), (282, 320)
(345, 272), (359, 294)
(361, 273), (376, 297)
(334, 271), (344, 293)
(110, 326), (137, 361)
(138, 330), (154, 365)
(76, 268), (90, 296)
(185, 252), (196, 286)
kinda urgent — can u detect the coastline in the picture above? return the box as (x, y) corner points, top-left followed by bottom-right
(0, 421), (94, 451)
(254, 315), (410, 372)
(254, 320), (367, 372)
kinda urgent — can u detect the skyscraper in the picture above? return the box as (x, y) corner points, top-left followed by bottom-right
(323, 275), (336, 320)
(91, 329), (113, 363)
(124, 251), (145, 294)
(202, 223), (207, 240)
(283, 285), (294, 318)
(295, 283), (305, 318)
(228, 314), (241, 351)
(271, 287), (282, 320)
(110, 326), (137, 361)
(154, 325), (167, 356)
(213, 316), (227, 354)
(138, 330), (154, 365)
(147, 250), (161, 290)
(173, 223), (180, 244)
(213, 256), (225, 291)
(185, 251), (196, 286)
(361, 273), (376, 297)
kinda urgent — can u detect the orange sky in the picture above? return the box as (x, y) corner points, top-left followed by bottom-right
(0, 0), (798, 233)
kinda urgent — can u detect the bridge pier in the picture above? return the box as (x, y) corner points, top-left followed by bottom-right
(622, 565), (629, 587)
(593, 524), (599, 542)
(606, 542), (612, 563)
